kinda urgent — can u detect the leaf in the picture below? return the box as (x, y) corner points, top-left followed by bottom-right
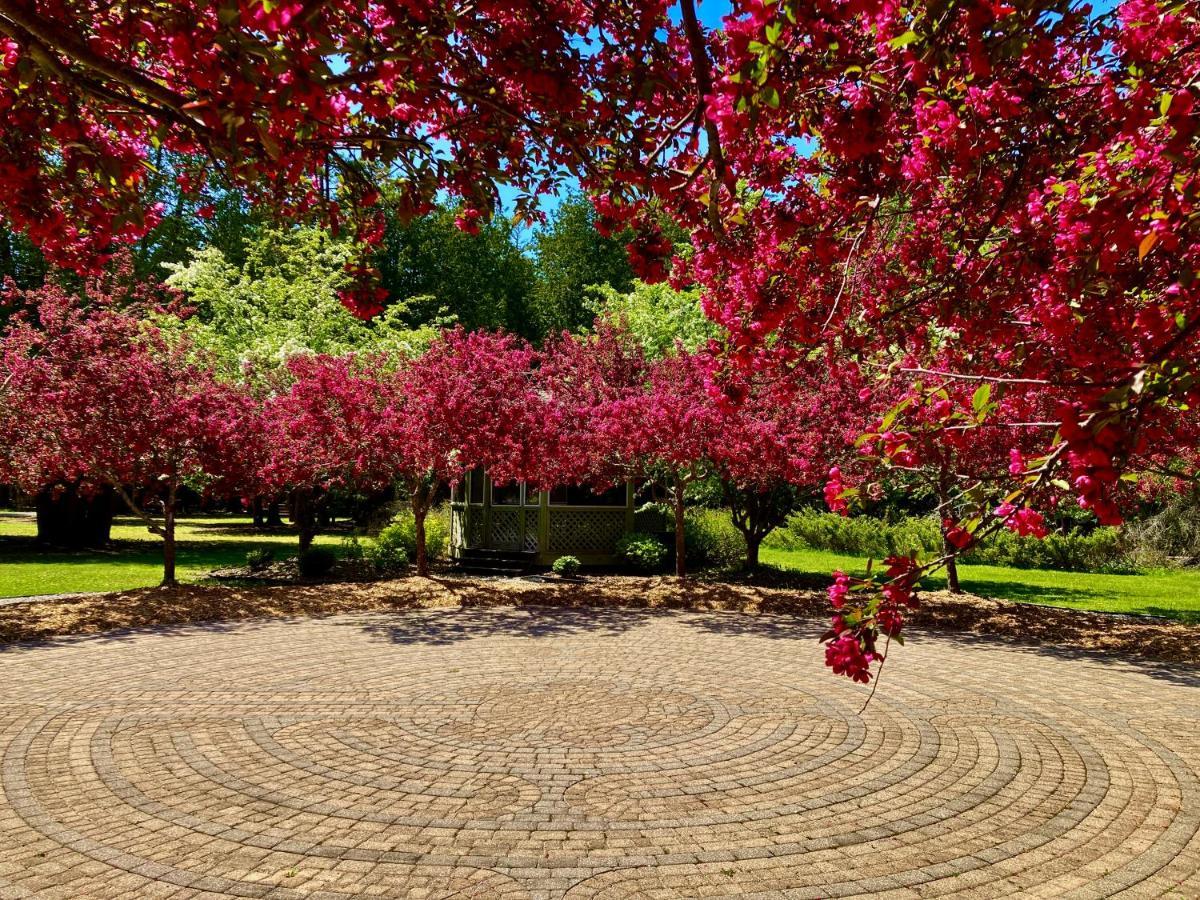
(1160, 92), (1173, 116)
(880, 397), (910, 432)
(971, 383), (992, 416)
(888, 30), (920, 49)
(1138, 232), (1158, 261)
(1098, 383), (1130, 404)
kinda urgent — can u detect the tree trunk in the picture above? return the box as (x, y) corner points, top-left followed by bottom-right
(161, 492), (177, 587)
(292, 488), (318, 552)
(745, 533), (761, 570)
(266, 500), (283, 527)
(673, 478), (687, 579)
(944, 543), (961, 593)
(35, 483), (114, 548)
(412, 488), (430, 577)
(937, 474), (962, 593)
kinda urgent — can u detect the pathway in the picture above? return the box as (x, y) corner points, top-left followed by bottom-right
(0, 606), (1196, 898)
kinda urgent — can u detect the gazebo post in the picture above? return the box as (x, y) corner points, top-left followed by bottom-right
(482, 471), (492, 549)
(538, 488), (550, 563)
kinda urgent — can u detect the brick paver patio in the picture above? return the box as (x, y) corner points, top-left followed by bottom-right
(0, 606), (1196, 899)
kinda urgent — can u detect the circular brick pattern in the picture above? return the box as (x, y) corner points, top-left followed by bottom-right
(0, 606), (1196, 898)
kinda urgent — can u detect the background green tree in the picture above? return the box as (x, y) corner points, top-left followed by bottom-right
(530, 195), (634, 336)
(164, 227), (444, 378)
(587, 280), (718, 358)
(374, 206), (536, 336)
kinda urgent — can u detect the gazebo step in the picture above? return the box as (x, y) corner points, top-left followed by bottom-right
(453, 547), (536, 577)
(458, 547), (537, 561)
(455, 564), (530, 577)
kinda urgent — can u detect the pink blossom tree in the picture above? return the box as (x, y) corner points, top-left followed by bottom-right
(389, 328), (545, 575)
(0, 283), (254, 586)
(601, 349), (726, 579)
(260, 353), (401, 552)
(710, 357), (865, 569)
(4, 0), (1199, 682)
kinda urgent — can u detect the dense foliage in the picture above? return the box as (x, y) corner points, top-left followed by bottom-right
(2, 0), (1198, 683)
(0, 279), (253, 585)
(165, 227), (441, 376)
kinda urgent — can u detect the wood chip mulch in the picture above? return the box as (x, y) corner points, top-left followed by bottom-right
(0, 571), (1195, 667)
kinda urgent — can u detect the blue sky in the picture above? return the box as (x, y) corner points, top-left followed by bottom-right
(492, 0), (1124, 234)
(500, 0), (733, 233)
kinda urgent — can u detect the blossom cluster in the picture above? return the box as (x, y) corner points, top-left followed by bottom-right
(822, 556), (922, 684)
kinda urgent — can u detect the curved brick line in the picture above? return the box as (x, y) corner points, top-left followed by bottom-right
(6, 713), (530, 898)
(0, 610), (1196, 899)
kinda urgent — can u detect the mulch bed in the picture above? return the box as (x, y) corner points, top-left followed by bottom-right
(0, 571), (1195, 666)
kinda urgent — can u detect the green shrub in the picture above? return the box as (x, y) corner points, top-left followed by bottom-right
(616, 532), (668, 572)
(363, 539), (408, 574)
(339, 536), (365, 561)
(1127, 496), (1200, 561)
(375, 507), (449, 562)
(767, 510), (1135, 573)
(245, 547), (275, 572)
(963, 527), (1132, 572)
(298, 547), (336, 577)
(767, 510), (941, 558)
(552, 555), (582, 577)
(683, 508), (745, 569)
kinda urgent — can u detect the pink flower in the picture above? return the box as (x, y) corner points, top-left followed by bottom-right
(828, 571), (851, 608)
(824, 635), (874, 684)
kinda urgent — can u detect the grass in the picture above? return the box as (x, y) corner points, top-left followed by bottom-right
(0, 513), (340, 598)
(3, 511), (1198, 624)
(761, 545), (1200, 623)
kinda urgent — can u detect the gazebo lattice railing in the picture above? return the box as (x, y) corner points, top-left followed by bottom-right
(450, 469), (636, 566)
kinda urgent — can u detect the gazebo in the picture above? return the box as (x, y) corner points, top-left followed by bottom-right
(450, 468), (660, 566)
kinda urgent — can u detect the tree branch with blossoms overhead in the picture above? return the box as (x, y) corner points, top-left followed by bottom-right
(1, 0), (1199, 689)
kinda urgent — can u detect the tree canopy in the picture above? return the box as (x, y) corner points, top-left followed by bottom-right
(1, 0), (1198, 684)
(164, 227), (444, 376)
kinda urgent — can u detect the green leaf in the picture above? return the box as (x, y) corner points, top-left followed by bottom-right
(880, 397), (910, 432)
(888, 30), (920, 49)
(971, 383), (992, 416)
(1160, 92), (1173, 116)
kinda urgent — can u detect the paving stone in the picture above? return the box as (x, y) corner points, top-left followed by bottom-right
(0, 607), (1195, 898)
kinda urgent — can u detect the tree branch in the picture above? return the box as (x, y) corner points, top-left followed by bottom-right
(0, 0), (199, 123)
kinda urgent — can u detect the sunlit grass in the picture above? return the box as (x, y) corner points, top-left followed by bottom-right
(3, 512), (1198, 623)
(761, 546), (1200, 623)
(0, 514), (340, 598)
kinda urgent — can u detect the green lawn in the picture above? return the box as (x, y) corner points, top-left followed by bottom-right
(3, 513), (1198, 623)
(0, 514), (340, 598)
(761, 545), (1200, 623)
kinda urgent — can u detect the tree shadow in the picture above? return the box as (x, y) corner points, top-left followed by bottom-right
(1145, 607), (1200, 625)
(0, 572), (1193, 692)
(935, 577), (1100, 605)
(345, 603), (667, 646)
(901, 626), (1200, 689)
